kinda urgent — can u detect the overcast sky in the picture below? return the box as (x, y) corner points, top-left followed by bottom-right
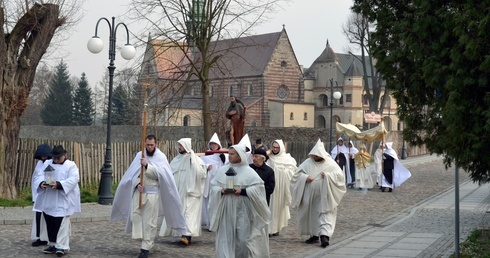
(58, 0), (354, 89)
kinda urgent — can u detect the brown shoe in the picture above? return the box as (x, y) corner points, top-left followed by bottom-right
(305, 236), (319, 244)
(320, 235), (330, 247)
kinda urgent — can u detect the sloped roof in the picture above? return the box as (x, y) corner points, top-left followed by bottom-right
(208, 32), (282, 78)
(148, 31), (283, 80)
(337, 53), (374, 76)
(344, 61), (363, 77)
(312, 40), (338, 64)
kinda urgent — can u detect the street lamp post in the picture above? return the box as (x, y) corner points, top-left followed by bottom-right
(87, 17), (136, 205)
(328, 78), (342, 151)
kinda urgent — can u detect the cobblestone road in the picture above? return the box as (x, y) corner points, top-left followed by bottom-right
(0, 158), (472, 257)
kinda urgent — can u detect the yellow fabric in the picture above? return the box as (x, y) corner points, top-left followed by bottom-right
(354, 150), (371, 169)
(336, 122), (388, 143)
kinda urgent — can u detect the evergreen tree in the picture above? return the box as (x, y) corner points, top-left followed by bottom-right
(40, 60), (73, 126)
(353, 1), (490, 182)
(72, 73), (95, 125)
(111, 83), (133, 125)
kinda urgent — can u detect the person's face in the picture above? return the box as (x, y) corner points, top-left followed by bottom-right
(209, 142), (220, 151)
(338, 140), (344, 146)
(312, 155), (324, 162)
(178, 144), (186, 154)
(52, 155), (66, 164)
(230, 96), (236, 103)
(145, 139), (156, 153)
(40, 155), (49, 162)
(228, 148), (241, 164)
(271, 143), (280, 155)
(348, 143), (353, 148)
(252, 154), (265, 166)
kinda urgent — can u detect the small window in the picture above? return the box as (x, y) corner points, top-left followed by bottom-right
(339, 96), (343, 105)
(346, 94), (352, 103)
(248, 84), (253, 96)
(229, 85), (233, 96)
(323, 95), (328, 107)
(304, 112), (308, 120)
(210, 86), (213, 97)
(251, 121), (257, 127)
(363, 94), (369, 105)
(290, 112), (294, 120)
(183, 115), (190, 126)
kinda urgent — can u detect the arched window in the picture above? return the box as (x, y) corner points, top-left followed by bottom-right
(322, 95), (328, 107)
(290, 112), (294, 120)
(304, 112), (308, 120)
(251, 120), (257, 127)
(248, 84), (253, 96)
(183, 115), (190, 126)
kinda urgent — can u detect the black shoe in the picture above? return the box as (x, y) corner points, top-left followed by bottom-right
(32, 239), (48, 247)
(272, 232), (279, 236)
(389, 188), (393, 192)
(305, 236), (319, 244)
(43, 246), (56, 254)
(381, 187), (385, 192)
(55, 248), (64, 257)
(320, 235), (330, 247)
(138, 249), (149, 258)
(180, 235), (191, 246)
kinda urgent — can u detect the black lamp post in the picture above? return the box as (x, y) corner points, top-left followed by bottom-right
(87, 17), (135, 205)
(328, 78), (342, 151)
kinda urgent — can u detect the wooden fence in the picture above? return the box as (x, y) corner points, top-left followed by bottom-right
(15, 137), (424, 193)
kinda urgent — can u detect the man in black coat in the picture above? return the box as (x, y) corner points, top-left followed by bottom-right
(249, 148), (275, 205)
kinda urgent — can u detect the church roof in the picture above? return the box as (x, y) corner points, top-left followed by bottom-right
(312, 40), (338, 64)
(344, 61), (363, 77)
(148, 31), (283, 80)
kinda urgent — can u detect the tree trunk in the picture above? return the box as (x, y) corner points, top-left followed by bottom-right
(0, 4), (62, 198)
(201, 68), (212, 142)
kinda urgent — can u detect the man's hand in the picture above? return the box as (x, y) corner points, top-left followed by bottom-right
(140, 157), (147, 167)
(306, 176), (314, 183)
(137, 184), (144, 193)
(234, 188), (241, 195)
(228, 110), (236, 116)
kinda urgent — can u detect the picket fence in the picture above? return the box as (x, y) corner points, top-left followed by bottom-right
(16, 137), (419, 193)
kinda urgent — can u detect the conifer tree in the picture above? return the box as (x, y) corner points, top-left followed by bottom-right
(72, 73), (95, 125)
(40, 60), (73, 126)
(111, 83), (132, 125)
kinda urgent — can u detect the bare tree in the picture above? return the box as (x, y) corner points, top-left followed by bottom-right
(343, 12), (388, 115)
(20, 63), (53, 124)
(0, 1), (84, 198)
(129, 0), (286, 141)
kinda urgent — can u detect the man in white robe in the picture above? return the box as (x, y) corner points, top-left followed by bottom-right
(111, 135), (186, 258)
(331, 137), (352, 186)
(374, 142), (384, 188)
(291, 139), (346, 248)
(31, 143), (51, 247)
(208, 144), (271, 258)
(160, 138), (207, 246)
(33, 145), (81, 256)
(381, 142), (412, 192)
(200, 133), (228, 229)
(267, 139), (296, 236)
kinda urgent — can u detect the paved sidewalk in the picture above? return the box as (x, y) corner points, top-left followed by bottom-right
(307, 171), (490, 257)
(1, 154), (489, 258)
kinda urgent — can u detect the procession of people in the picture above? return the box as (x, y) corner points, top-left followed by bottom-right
(29, 120), (410, 257)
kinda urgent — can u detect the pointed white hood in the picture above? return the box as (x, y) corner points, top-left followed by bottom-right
(238, 133), (251, 152)
(208, 133), (222, 150)
(308, 139), (331, 160)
